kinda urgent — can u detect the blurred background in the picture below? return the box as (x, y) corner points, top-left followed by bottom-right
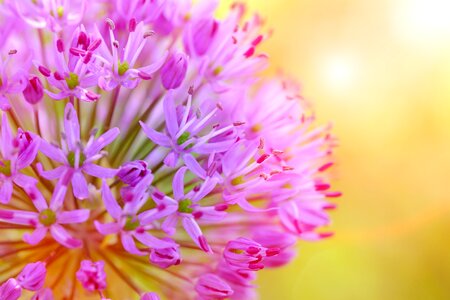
(218, 0), (450, 299)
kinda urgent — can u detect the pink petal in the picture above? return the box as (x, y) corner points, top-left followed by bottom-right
(38, 139), (67, 164)
(85, 128), (120, 157)
(134, 232), (175, 249)
(0, 209), (38, 225)
(83, 164), (117, 178)
(63, 103), (81, 151)
(16, 139), (39, 170)
(139, 121), (171, 147)
(71, 171), (89, 199)
(121, 233), (146, 255)
(36, 164), (66, 180)
(0, 180), (13, 204)
(172, 167), (187, 200)
(182, 217), (211, 253)
(1, 114), (13, 158)
(50, 224), (82, 248)
(57, 209), (90, 224)
(162, 92), (178, 138)
(101, 180), (122, 219)
(183, 154), (206, 179)
(94, 221), (121, 235)
(23, 227), (48, 245)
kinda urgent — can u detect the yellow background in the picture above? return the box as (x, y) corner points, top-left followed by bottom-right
(219, 0), (450, 299)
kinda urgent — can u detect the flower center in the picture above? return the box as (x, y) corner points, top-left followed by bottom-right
(123, 216), (140, 231)
(178, 199), (193, 213)
(57, 6), (64, 18)
(65, 73), (79, 90)
(39, 209), (57, 226)
(231, 176), (245, 186)
(177, 132), (190, 145)
(118, 61), (130, 76)
(67, 151), (86, 168)
(0, 160), (11, 176)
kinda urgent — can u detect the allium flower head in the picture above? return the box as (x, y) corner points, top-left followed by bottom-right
(0, 1), (339, 299)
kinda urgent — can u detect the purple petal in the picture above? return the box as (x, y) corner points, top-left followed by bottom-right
(182, 217), (211, 252)
(23, 227), (48, 245)
(94, 221), (121, 235)
(85, 128), (120, 157)
(63, 103), (81, 151)
(0, 209), (38, 225)
(39, 139), (67, 163)
(163, 92), (178, 138)
(50, 224), (82, 248)
(101, 180), (122, 219)
(192, 177), (218, 202)
(71, 171), (89, 199)
(121, 233), (146, 255)
(83, 163), (117, 178)
(0, 180), (13, 204)
(134, 232), (175, 249)
(57, 209), (90, 224)
(1, 114), (13, 158)
(183, 154), (206, 179)
(138, 50), (168, 74)
(36, 164), (65, 180)
(13, 174), (38, 190)
(173, 167), (187, 200)
(24, 185), (48, 211)
(49, 178), (69, 210)
(139, 121), (171, 147)
(16, 139), (40, 170)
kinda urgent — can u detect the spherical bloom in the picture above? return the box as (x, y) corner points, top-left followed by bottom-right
(0, 0), (339, 299)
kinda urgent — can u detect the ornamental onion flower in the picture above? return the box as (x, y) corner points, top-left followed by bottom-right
(0, 1), (339, 299)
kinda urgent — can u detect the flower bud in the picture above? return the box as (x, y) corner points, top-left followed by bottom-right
(185, 19), (219, 56)
(117, 160), (149, 187)
(195, 274), (233, 299)
(23, 76), (44, 104)
(161, 52), (188, 90)
(149, 243), (181, 268)
(140, 292), (160, 300)
(0, 278), (22, 300)
(76, 260), (107, 291)
(17, 261), (47, 291)
(223, 237), (280, 271)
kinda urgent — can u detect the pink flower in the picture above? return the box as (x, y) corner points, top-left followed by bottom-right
(0, 0), (339, 298)
(95, 176), (178, 255)
(37, 27), (102, 102)
(76, 260), (107, 291)
(0, 183), (89, 248)
(38, 102), (119, 199)
(140, 91), (236, 167)
(96, 18), (167, 90)
(161, 167), (225, 253)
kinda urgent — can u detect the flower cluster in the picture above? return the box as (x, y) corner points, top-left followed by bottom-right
(0, 1), (339, 299)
